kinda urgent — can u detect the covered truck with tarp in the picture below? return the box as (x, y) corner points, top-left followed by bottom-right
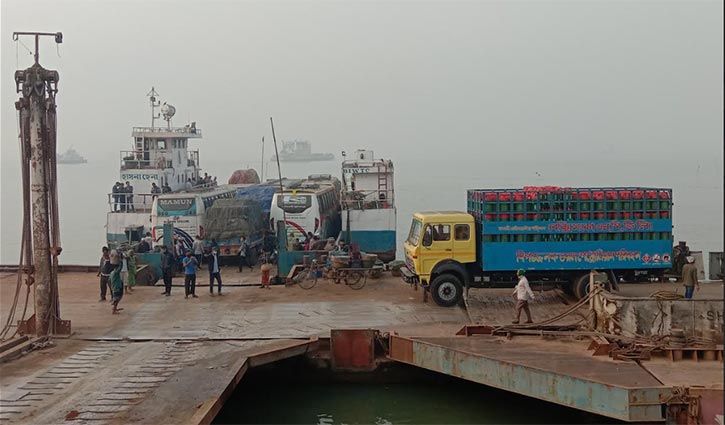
(203, 185), (278, 260)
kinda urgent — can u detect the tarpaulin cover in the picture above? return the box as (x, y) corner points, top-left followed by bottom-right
(234, 186), (277, 213)
(204, 198), (264, 241)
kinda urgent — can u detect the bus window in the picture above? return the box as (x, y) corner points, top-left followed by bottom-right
(278, 194), (312, 214)
(156, 197), (196, 217)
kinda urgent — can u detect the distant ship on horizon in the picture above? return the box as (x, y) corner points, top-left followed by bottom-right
(271, 140), (334, 162)
(57, 147), (88, 164)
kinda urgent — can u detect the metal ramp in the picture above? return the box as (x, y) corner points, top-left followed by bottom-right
(388, 334), (671, 422)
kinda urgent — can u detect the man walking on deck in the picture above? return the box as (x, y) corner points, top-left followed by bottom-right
(160, 246), (174, 296)
(98, 247), (112, 301)
(182, 250), (199, 299)
(110, 263), (124, 314)
(205, 247), (223, 295)
(193, 235), (205, 268)
(238, 236), (252, 272)
(681, 256), (700, 299)
(512, 269), (535, 324)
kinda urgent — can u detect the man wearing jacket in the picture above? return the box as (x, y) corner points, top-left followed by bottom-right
(205, 247), (223, 296)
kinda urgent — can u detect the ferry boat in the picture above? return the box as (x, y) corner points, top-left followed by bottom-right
(340, 150), (396, 262)
(271, 140), (334, 162)
(105, 89), (205, 247)
(57, 147), (87, 164)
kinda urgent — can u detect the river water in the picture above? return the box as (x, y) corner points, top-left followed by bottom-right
(213, 361), (618, 424)
(0, 154), (722, 270)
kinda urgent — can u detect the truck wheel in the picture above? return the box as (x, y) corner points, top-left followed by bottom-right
(573, 273), (611, 300)
(573, 274), (590, 300)
(430, 274), (463, 307)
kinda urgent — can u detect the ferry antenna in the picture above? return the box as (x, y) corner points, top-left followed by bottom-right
(146, 86), (161, 128)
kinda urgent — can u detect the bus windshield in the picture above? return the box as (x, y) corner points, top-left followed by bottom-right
(407, 219), (423, 246)
(156, 197), (196, 216)
(278, 194), (312, 214)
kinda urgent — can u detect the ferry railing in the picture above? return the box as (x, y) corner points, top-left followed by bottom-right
(120, 151), (171, 170)
(132, 126), (202, 137)
(119, 149), (200, 169)
(342, 190), (394, 210)
(107, 192), (157, 213)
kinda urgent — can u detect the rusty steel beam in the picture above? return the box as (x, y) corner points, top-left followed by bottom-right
(388, 335), (672, 422)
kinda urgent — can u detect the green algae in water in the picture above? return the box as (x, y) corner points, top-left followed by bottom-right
(214, 381), (619, 424)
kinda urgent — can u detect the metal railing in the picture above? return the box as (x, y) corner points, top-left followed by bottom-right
(107, 192), (157, 213)
(132, 126), (202, 137)
(120, 149), (199, 170)
(342, 190), (394, 210)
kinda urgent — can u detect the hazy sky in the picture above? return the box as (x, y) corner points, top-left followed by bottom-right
(1, 0), (723, 263)
(1, 0), (722, 166)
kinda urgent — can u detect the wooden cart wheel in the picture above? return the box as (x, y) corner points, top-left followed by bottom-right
(346, 271), (366, 290)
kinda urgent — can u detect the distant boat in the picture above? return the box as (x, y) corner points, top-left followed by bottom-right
(271, 140), (334, 162)
(57, 147), (87, 164)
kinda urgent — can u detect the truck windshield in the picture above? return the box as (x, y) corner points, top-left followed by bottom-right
(407, 219), (423, 246)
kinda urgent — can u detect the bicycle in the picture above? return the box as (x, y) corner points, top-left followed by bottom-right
(296, 260), (369, 290)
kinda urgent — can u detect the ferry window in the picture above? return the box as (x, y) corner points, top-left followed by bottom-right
(454, 224), (470, 241)
(432, 224), (450, 241)
(157, 140), (166, 150)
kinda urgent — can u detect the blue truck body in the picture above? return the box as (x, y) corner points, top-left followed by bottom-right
(468, 186), (673, 280)
(480, 219), (673, 271)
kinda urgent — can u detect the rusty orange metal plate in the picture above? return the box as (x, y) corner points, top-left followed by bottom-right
(330, 329), (376, 371)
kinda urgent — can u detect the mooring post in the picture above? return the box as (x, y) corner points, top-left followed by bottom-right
(13, 31), (68, 336)
(28, 77), (53, 335)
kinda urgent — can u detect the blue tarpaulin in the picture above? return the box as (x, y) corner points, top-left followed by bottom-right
(234, 186), (277, 212)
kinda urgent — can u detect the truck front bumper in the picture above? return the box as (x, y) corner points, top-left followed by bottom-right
(399, 266), (420, 284)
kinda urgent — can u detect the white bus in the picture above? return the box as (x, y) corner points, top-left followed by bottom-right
(270, 175), (342, 244)
(151, 185), (238, 249)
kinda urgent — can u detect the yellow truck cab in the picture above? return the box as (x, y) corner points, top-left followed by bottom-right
(403, 211), (476, 306)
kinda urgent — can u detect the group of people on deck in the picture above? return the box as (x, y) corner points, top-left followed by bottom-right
(111, 182), (135, 212)
(100, 230), (280, 313)
(98, 246), (138, 314)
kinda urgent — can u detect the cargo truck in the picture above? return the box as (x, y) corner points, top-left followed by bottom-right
(401, 186), (673, 307)
(203, 185), (278, 262)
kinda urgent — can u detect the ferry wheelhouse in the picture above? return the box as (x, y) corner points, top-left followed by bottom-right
(106, 89), (205, 247)
(341, 150), (396, 262)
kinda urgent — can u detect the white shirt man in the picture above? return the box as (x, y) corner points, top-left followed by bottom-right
(512, 270), (535, 324)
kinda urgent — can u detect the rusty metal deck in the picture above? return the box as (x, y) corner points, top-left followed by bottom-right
(0, 338), (317, 424)
(389, 335), (671, 422)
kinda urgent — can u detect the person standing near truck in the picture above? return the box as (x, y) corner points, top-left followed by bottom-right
(681, 256), (700, 299)
(512, 269), (535, 324)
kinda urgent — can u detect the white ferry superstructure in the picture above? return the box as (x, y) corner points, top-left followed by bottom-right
(340, 150), (396, 262)
(105, 89), (204, 247)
